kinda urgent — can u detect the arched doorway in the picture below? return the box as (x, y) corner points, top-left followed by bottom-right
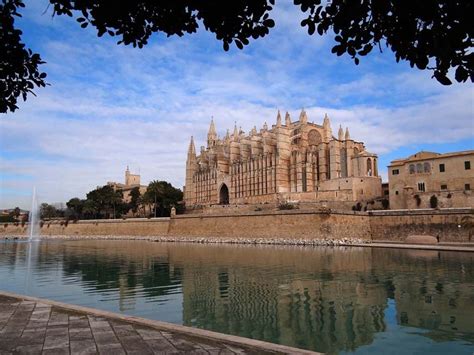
(219, 184), (229, 205)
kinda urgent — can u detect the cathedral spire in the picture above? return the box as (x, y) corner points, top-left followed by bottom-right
(233, 122), (239, 141)
(299, 108), (307, 124)
(323, 113), (332, 141)
(276, 110), (282, 127)
(285, 111), (291, 126)
(345, 127), (350, 140)
(208, 117), (216, 135)
(338, 125), (344, 140)
(207, 118), (217, 147)
(323, 113), (330, 127)
(187, 136), (196, 157)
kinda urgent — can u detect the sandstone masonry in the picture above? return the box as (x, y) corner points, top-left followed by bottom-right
(184, 111), (382, 209)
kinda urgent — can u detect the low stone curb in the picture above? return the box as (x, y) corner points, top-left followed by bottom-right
(1, 234), (370, 246)
(0, 290), (321, 355)
(354, 242), (474, 252)
(2, 235), (473, 252)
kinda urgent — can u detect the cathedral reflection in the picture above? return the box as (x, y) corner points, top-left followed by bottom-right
(1, 240), (472, 353)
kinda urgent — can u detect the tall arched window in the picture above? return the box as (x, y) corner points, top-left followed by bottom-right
(409, 164), (415, 174)
(416, 163), (423, 173)
(423, 162), (431, 173)
(340, 148), (347, 177)
(367, 158), (372, 176)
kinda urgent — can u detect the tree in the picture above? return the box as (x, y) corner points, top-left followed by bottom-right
(40, 203), (58, 220)
(66, 197), (85, 219)
(129, 187), (141, 216)
(86, 185), (125, 219)
(2, 0), (472, 113)
(12, 206), (21, 220)
(1, 0), (48, 113)
(144, 181), (183, 217)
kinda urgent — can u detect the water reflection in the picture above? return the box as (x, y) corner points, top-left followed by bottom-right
(0, 240), (473, 353)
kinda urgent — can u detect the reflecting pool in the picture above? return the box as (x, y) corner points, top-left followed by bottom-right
(0, 240), (473, 354)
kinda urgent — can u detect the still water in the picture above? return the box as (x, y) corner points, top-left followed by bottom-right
(0, 240), (473, 354)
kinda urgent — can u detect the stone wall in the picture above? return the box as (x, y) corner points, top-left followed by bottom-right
(168, 210), (372, 240)
(0, 218), (170, 237)
(1, 209), (472, 243)
(368, 208), (473, 243)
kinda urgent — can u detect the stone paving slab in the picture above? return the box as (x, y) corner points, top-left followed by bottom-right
(0, 291), (319, 355)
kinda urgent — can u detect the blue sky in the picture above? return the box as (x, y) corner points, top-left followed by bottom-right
(1, 1), (473, 209)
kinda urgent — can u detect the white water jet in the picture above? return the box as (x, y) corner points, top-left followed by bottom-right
(25, 187), (41, 295)
(27, 187), (40, 241)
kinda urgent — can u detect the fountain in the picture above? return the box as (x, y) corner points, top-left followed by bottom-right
(27, 187), (40, 241)
(24, 187), (41, 295)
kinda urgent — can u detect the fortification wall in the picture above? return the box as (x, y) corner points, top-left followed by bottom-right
(368, 208), (473, 242)
(168, 210), (371, 240)
(1, 209), (472, 243)
(0, 218), (170, 237)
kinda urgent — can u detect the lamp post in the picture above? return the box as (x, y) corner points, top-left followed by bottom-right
(154, 192), (157, 218)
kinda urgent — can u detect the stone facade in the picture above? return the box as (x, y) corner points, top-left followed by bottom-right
(107, 167), (147, 204)
(184, 111), (382, 209)
(388, 150), (474, 209)
(2, 208), (472, 242)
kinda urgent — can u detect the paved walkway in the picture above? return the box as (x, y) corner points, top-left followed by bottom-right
(0, 292), (318, 355)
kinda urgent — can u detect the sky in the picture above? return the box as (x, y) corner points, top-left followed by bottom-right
(1, 1), (473, 209)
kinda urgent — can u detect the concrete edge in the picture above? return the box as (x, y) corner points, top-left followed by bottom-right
(0, 290), (320, 355)
(1, 236), (473, 252)
(352, 243), (474, 252)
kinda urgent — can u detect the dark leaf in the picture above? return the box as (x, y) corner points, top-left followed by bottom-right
(434, 71), (452, 85)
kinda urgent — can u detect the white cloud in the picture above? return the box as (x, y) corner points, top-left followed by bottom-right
(1, 1), (473, 208)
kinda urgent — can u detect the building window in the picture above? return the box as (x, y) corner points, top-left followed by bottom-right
(439, 163), (445, 172)
(416, 163), (423, 173)
(367, 158), (372, 176)
(423, 162), (430, 173)
(466, 184), (471, 191)
(465, 161), (471, 170)
(441, 184), (447, 191)
(417, 182), (425, 192)
(384, 190), (389, 195)
(392, 169), (399, 175)
(409, 164), (415, 174)
(395, 190), (399, 195)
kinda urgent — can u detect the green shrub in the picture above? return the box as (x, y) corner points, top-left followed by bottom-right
(278, 203), (294, 210)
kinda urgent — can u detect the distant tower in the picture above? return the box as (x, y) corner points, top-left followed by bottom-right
(125, 166), (130, 185)
(125, 166), (140, 186)
(207, 118), (218, 147)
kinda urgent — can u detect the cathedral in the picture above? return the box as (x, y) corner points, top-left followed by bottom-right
(184, 110), (382, 209)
